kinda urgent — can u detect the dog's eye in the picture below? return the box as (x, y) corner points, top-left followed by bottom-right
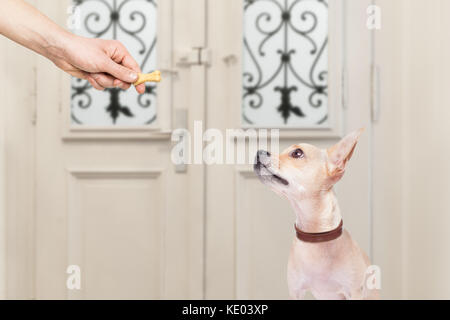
(290, 148), (304, 159)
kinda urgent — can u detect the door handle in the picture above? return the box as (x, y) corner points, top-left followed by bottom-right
(173, 108), (189, 173)
(371, 64), (381, 123)
(341, 66), (348, 110)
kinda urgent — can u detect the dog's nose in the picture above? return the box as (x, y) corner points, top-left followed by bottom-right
(256, 150), (271, 166)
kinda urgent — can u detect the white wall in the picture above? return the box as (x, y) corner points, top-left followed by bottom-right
(400, 0), (450, 299)
(374, 0), (450, 299)
(0, 34), (36, 300)
(372, 0), (405, 300)
(0, 31), (7, 300)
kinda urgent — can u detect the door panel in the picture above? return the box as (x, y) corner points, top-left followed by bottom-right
(206, 0), (372, 299)
(67, 170), (164, 299)
(34, 0), (205, 299)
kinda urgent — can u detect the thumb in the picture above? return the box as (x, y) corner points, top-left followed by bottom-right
(104, 60), (139, 83)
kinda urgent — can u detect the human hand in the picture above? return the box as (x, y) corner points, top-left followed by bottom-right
(48, 34), (145, 94)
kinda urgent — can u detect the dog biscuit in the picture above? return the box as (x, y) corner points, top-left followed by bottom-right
(134, 71), (162, 86)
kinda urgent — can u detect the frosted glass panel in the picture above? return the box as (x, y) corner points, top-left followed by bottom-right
(243, 0), (329, 127)
(71, 0), (157, 126)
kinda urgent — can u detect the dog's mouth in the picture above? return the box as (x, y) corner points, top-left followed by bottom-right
(254, 163), (289, 186)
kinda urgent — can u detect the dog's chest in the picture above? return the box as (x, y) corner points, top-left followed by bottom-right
(294, 248), (339, 279)
(288, 238), (352, 293)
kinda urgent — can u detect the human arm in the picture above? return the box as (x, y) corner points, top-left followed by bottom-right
(0, 0), (145, 93)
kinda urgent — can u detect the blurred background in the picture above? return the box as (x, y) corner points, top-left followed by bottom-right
(0, 0), (449, 300)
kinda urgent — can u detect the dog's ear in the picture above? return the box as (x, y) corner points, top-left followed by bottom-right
(326, 129), (364, 182)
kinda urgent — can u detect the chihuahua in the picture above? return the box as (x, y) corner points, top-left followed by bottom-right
(254, 129), (379, 300)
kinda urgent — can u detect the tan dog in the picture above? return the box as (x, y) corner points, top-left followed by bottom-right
(254, 129), (379, 300)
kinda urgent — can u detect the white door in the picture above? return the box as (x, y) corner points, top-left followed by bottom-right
(26, 0), (372, 300)
(205, 0), (373, 299)
(34, 0), (206, 299)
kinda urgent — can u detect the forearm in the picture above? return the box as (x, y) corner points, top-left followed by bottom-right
(0, 0), (72, 60)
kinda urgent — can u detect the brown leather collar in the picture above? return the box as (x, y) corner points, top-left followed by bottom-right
(295, 220), (344, 243)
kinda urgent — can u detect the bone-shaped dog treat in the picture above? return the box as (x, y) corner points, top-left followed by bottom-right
(134, 71), (161, 86)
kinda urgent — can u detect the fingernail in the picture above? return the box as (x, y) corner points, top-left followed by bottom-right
(130, 73), (138, 82)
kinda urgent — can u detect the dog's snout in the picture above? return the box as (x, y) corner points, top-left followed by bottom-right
(256, 150), (271, 166)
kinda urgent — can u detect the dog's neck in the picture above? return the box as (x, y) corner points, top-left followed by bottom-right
(289, 188), (342, 234)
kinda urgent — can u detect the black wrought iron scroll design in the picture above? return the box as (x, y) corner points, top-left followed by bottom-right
(71, 0), (157, 125)
(243, 0), (328, 125)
